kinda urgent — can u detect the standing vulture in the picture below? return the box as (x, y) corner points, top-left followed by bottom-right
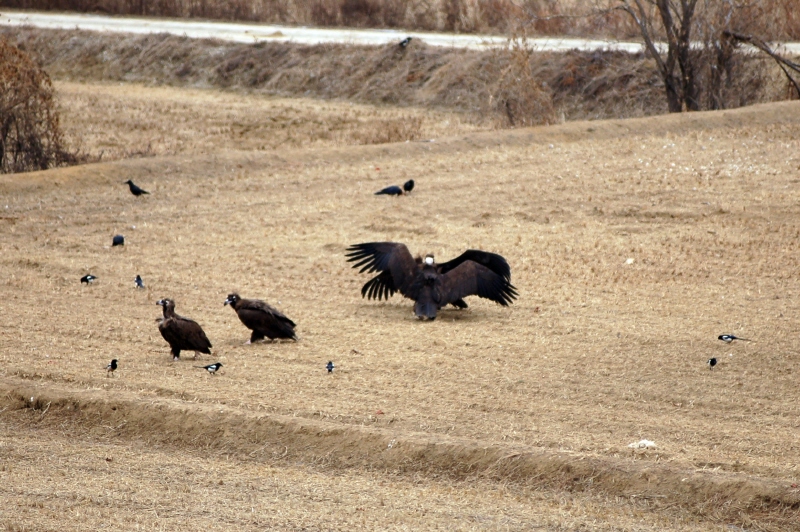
(156, 298), (212, 360)
(224, 293), (297, 343)
(346, 242), (517, 320)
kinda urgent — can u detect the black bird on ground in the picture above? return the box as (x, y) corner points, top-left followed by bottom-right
(106, 359), (118, 377)
(346, 242), (517, 320)
(375, 185), (404, 196)
(124, 180), (149, 196)
(156, 298), (213, 361)
(112, 235), (124, 247)
(197, 362), (223, 375)
(326, 361), (335, 373)
(134, 275), (145, 289)
(224, 293), (297, 344)
(403, 179), (414, 193)
(81, 274), (97, 284)
(707, 357), (717, 369)
(718, 334), (751, 343)
(399, 37), (412, 48)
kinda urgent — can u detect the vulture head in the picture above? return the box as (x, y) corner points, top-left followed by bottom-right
(224, 293), (241, 308)
(156, 298), (176, 315)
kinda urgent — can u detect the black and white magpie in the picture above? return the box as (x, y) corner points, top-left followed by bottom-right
(197, 362), (223, 374)
(718, 334), (750, 343)
(399, 37), (412, 48)
(403, 179), (415, 193)
(134, 275), (145, 289)
(81, 274), (97, 284)
(326, 361), (335, 373)
(124, 180), (149, 196)
(106, 359), (118, 376)
(707, 357), (717, 369)
(112, 235), (124, 247)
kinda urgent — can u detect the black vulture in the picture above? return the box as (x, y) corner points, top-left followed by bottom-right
(156, 298), (212, 360)
(124, 180), (149, 196)
(81, 274), (97, 284)
(224, 293), (297, 343)
(112, 235), (124, 246)
(375, 185), (403, 196)
(403, 179), (415, 193)
(346, 242), (517, 320)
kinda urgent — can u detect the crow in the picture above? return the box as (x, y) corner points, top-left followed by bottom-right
(112, 235), (124, 247)
(197, 362), (222, 375)
(718, 334), (751, 343)
(224, 293), (297, 344)
(399, 37), (412, 48)
(326, 361), (335, 373)
(124, 180), (149, 196)
(106, 359), (117, 377)
(134, 275), (145, 289)
(156, 299), (212, 361)
(81, 274), (97, 284)
(403, 179), (415, 193)
(707, 357), (717, 369)
(375, 185), (403, 196)
(346, 242), (517, 320)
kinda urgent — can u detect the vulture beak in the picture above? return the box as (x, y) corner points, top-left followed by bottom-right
(156, 299), (165, 306)
(224, 297), (232, 306)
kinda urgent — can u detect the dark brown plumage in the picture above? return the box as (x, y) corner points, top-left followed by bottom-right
(156, 298), (212, 360)
(224, 293), (297, 343)
(346, 242), (517, 320)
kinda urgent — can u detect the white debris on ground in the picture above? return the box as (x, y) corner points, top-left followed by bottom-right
(628, 439), (657, 450)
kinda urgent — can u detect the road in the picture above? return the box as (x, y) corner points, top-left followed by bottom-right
(2, 10), (798, 54)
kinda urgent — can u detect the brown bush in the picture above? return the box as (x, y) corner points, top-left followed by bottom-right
(0, 38), (75, 173)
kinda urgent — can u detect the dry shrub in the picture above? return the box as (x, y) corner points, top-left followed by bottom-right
(349, 115), (423, 144)
(0, 38), (75, 173)
(488, 38), (555, 127)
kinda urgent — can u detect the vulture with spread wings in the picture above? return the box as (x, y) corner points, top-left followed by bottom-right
(346, 242), (517, 320)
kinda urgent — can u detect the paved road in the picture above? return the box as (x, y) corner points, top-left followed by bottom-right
(2, 10), (798, 54)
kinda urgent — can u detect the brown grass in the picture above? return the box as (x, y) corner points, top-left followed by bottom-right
(3, 0), (800, 39)
(3, 26), (795, 131)
(2, 81), (800, 529)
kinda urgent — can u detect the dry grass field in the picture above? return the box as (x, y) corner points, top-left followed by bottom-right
(2, 82), (800, 530)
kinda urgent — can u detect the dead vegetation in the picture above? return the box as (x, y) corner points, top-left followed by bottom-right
(3, 26), (793, 133)
(0, 37), (76, 173)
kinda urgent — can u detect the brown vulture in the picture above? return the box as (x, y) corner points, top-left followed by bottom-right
(224, 293), (297, 343)
(156, 298), (213, 360)
(346, 242), (518, 320)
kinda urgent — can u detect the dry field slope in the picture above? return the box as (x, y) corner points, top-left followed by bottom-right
(2, 84), (800, 530)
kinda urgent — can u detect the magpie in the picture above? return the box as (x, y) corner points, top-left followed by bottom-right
(326, 361), (335, 373)
(375, 185), (403, 196)
(124, 179), (149, 196)
(718, 334), (751, 343)
(81, 274), (97, 284)
(707, 357), (717, 369)
(399, 37), (412, 48)
(134, 275), (145, 289)
(106, 359), (118, 377)
(197, 362), (222, 374)
(403, 179), (415, 193)
(112, 235), (124, 247)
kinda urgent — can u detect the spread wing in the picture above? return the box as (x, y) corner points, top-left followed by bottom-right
(160, 316), (212, 352)
(437, 250), (511, 281)
(346, 242), (419, 298)
(438, 262), (518, 307)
